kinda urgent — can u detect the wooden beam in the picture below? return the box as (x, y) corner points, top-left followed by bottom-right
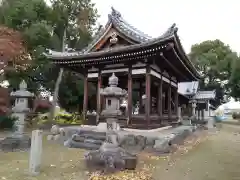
(83, 73), (88, 121)
(145, 65), (151, 127)
(127, 65), (133, 125)
(96, 70), (102, 124)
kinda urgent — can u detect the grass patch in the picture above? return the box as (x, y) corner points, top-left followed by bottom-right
(0, 134), (89, 180)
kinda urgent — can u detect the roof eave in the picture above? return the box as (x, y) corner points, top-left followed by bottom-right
(44, 33), (175, 61)
(173, 33), (201, 80)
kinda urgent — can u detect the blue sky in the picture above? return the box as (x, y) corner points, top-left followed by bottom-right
(92, 0), (240, 54)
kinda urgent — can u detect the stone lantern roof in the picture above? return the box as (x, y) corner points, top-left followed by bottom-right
(10, 80), (34, 98)
(100, 73), (127, 97)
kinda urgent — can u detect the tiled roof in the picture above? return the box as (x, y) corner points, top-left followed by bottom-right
(193, 90), (216, 100)
(44, 24), (177, 59)
(178, 81), (199, 95)
(43, 8), (202, 80)
(82, 7), (152, 53)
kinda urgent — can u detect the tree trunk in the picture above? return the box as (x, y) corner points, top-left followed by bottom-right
(48, 29), (66, 125)
(48, 68), (64, 123)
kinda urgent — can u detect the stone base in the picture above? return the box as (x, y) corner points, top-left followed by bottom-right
(64, 130), (106, 150)
(84, 142), (137, 173)
(0, 134), (31, 152)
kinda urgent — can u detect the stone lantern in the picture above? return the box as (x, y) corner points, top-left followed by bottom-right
(11, 80), (34, 137)
(100, 73), (127, 132)
(0, 80), (34, 151)
(84, 73), (137, 172)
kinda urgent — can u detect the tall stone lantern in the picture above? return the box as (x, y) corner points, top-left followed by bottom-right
(100, 73), (127, 136)
(0, 80), (33, 152)
(85, 73), (137, 172)
(11, 80), (34, 137)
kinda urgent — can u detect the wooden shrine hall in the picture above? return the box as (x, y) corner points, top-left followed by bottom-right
(44, 8), (201, 129)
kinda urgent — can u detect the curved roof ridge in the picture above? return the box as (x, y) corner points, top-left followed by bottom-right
(44, 23), (178, 58)
(151, 23), (177, 41)
(110, 7), (152, 41)
(44, 30), (174, 59)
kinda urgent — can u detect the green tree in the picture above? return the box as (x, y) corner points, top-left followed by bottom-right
(189, 40), (238, 105)
(228, 57), (240, 100)
(47, 0), (98, 114)
(0, 0), (53, 93)
(0, 0), (98, 111)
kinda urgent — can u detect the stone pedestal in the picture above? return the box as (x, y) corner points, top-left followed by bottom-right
(12, 112), (26, 137)
(206, 118), (215, 129)
(85, 142), (137, 172)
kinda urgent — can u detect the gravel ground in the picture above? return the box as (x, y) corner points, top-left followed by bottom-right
(0, 124), (240, 180)
(147, 124), (240, 180)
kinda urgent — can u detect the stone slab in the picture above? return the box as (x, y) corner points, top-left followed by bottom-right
(64, 139), (100, 150)
(153, 138), (171, 154)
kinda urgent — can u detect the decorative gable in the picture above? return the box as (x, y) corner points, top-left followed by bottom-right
(83, 7), (152, 53)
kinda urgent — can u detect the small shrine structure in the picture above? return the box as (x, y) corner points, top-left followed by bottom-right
(178, 81), (216, 121)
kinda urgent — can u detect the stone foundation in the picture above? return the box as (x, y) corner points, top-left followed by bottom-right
(0, 135), (31, 152)
(58, 125), (196, 154)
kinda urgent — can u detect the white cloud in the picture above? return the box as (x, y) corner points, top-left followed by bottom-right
(92, 0), (240, 53)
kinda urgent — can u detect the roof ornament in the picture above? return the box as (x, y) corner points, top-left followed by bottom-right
(162, 23), (178, 38)
(19, 80), (27, 90)
(109, 73), (118, 87)
(111, 7), (121, 18)
(109, 32), (118, 44)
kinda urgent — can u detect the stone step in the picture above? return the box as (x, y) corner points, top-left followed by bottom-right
(78, 130), (106, 137)
(68, 140), (101, 150)
(82, 134), (106, 141)
(84, 139), (103, 145)
(73, 133), (106, 142)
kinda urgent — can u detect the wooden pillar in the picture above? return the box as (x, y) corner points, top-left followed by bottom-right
(127, 66), (132, 125)
(175, 86), (178, 115)
(145, 65), (151, 127)
(139, 82), (143, 113)
(157, 75), (163, 119)
(168, 83), (171, 120)
(96, 70), (102, 124)
(83, 73), (88, 121)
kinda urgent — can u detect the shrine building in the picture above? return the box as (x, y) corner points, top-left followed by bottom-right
(44, 8), (208, 129)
